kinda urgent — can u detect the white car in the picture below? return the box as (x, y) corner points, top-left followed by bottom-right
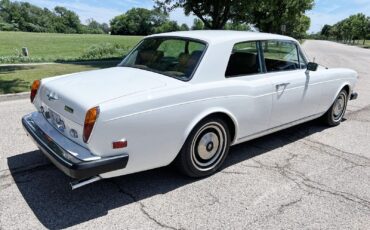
(22, 31), (358, 189)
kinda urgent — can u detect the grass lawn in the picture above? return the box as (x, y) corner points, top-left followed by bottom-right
(344, 40), (370, 49)
(357, 40), (370, 48)
(0, 31), (142, 62)
(0, 61), (119, 94)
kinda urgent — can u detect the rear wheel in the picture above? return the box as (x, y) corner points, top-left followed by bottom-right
(323, 89), (348, 126)
(175, 118), (230, 177)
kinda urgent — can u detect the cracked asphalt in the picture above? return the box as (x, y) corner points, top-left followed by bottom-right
(1, 40), (370, 229)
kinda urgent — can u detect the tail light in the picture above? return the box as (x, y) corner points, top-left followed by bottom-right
(83, 106), (99, 143)
(30, 80), (40, 103)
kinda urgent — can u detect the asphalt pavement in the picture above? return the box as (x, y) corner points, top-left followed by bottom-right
(0, 40), (369, 229)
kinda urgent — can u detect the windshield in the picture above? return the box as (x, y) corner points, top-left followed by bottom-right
(119, 37), (207, 81)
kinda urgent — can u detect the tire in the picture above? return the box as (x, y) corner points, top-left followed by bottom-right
(175, 117), (231, 177)
(322, 89), (348, 126)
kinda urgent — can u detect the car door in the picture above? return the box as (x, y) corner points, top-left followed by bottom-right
(225, 41), (273, 139)
(260, 40), (322, 128)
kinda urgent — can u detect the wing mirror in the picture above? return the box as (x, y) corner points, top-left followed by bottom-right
(306, 62), (318, 72)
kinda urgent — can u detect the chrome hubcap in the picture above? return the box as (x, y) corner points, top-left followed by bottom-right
(191, 122), (227, 171)
(197, 132), (219, 160)
(332, 93), (346, 121)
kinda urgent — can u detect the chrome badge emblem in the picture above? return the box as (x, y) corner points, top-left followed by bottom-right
(70, 129), (78, 138)
(47, 92), (58, 101)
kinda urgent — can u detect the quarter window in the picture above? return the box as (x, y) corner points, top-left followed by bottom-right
(262, 41), (301, 72)
(225, 41), (261, 77)
(298, 49), (307, 69)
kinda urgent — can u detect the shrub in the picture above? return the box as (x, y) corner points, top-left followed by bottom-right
(80, 43), (128, 59)
(0, 56), (46, 64)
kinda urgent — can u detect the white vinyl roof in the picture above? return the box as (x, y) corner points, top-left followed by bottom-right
(148, 30), (297, 44)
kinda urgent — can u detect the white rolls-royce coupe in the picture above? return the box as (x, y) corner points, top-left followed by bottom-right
(22, 31), (358, 189)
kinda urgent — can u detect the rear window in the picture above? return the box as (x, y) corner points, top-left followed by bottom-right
(119, 37), (206, 81)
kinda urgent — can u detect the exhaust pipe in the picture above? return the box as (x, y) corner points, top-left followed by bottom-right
(70, 176), (101, 190)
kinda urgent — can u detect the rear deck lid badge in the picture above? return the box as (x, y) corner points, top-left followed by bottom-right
(64, 105), (74, 114)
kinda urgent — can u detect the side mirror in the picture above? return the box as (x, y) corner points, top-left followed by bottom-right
(306, 62), (318, 72)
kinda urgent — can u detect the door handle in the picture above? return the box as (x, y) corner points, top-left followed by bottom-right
(275, 83), (290, 89)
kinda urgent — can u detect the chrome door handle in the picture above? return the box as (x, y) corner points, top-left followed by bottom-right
(275, 83), (290, 89)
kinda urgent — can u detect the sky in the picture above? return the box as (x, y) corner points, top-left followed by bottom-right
(18, 0), (370, 33)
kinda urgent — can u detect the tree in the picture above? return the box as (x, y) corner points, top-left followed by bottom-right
(350, 13), (368, 45)
(291, 14), (310, 39)
(179, 23), (189, 31)
(0, 0), (102, 34)
(321, 24), (332, 39)
(250, 0), (314, 37)
(110, 8), (167, 35)
(101, 23), (110, 34)
(154, 20), (180, 33)
(84, 18), (109, 34)
(191, 18), (204, 30)
(224, 22), (250, 31)
(155, 0), (251, 29)
(53, 6), (82, 33)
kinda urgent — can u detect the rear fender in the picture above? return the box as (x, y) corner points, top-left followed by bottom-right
(183, 107), (239, 146)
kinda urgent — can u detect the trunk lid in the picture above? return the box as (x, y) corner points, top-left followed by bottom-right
(39, 67), (170, 125)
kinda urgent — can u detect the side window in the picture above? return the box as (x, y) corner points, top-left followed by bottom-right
(262, 41), (300, 72)
(188, 41), (206, 53)
(225, 41), (261, 77)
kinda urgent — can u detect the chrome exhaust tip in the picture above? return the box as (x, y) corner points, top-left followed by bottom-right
(70, 176), (101, 190)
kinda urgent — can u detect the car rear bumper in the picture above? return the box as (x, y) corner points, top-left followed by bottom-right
(22, 112), (128, 179)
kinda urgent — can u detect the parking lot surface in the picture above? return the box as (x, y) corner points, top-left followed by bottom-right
(0, 40), (369, 229)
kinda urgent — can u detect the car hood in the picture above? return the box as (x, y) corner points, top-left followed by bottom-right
(39, 67), (185, 124)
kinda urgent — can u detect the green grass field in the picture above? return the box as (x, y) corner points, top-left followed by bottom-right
(0, 31), (142, 62)
(0, 31), (142, 94)
(0, 61), (119, 94)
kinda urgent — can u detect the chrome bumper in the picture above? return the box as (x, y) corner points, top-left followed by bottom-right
(22, 112), (128, 179)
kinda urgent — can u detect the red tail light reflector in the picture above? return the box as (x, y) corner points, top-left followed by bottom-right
(113, 140), (127, 149)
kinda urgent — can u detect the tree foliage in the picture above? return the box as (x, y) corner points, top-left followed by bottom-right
(110, 8), (183, 35)
(0, 0), (108, 34)
(85, 18), (110, 34)
(155, 0), (250, 29)
(250, 0), (313, 37)
(191, 18), (204, 30)
(320, 13), (369, 45)
(156, 0), (312, 37)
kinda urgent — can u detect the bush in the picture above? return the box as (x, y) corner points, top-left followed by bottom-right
(80, 43), (128, 59)
(0, 22), (17, 31)
(0, 56), (46, 64)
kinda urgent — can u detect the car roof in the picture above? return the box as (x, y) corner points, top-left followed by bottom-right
(148, 30), (297, 44)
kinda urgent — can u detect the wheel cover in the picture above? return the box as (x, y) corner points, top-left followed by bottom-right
(190, 122), (227, 171)
(332, 93), (347, 122)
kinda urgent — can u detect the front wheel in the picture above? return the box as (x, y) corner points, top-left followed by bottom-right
(323, 89), (348, 126)
(175, 118), (230, 177)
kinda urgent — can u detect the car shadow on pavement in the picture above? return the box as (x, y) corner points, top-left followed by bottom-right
(8, 119), (330, 229)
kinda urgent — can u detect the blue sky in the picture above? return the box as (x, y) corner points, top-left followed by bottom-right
(19, 0), (370, 33)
